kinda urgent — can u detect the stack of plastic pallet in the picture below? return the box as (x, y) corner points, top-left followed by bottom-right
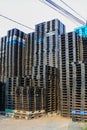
(72, 62), (83, 121)
(25, 32), (35, 76)
(5, 76), (45, 119)
(0, 19), (66, 118)
(72, 26), (87, 121)
(5, 28), (26, 77)
(4, 28), (26, 116)
(45, 66), (58, 114)
(72, 62), (87, 122)
(5, 78), (16, 116)
(59, 32), (80, 117)
(25, 30), (46, 117)
(0, 37), (6, 79)
(31, 19), (65, 115)
(0, 81), (5, 111)
(31, 65), (58, 114)
(0, 36), (7, 111)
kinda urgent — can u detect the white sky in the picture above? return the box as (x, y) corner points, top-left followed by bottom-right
(0, 0), (87, 37)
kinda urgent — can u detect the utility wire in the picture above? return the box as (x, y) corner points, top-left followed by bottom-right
(39, 0), (78, 26)
(39, 0), (69, 18)
(59, 0), (86, 21)
(40, 0), (85, 25)
(46, 0), (85, 25)
(0, 14), (34, 31)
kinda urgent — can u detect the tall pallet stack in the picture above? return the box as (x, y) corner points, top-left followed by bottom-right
(5, 77), (17, 114)
(25, 32), (35, 76)
(5, 28), (25, 77)
(72, 62), (87, 122)
(72, 26), (87, 121)
(31, 19), (65, 114)
(0, 81), (5, 111)
(0, 19), (66, 118)
(0, 36), (7, 111)
(45, 66), (58, 113)
(24, 31), (45, 117)
(2, 28), (26, 115)
(0, 36), (7, 80)
(59, 32), (81, 117)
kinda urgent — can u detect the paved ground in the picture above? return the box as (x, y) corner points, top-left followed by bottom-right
(0, 115), (83, 130)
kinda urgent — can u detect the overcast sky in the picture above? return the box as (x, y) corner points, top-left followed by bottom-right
(0, 0), (87, 37)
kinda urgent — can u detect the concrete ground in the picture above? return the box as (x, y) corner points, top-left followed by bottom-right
(0, 115), (83, 130)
